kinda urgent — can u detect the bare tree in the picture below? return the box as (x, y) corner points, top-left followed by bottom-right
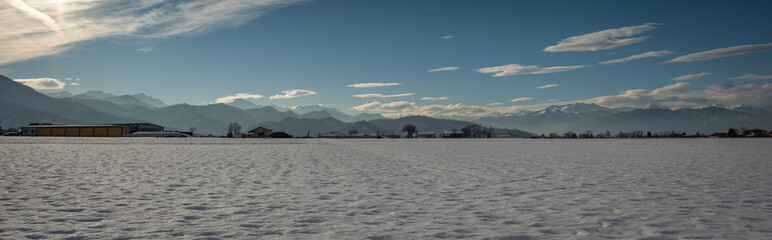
(227, 123), (242, 138)
(402, 124), (417, 138)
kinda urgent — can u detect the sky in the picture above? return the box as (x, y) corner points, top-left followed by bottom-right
(2, 0), (772, 118)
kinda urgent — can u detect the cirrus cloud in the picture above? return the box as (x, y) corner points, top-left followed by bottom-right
(477, 64), (585, 77)
(599, 50), (674, 64)
(0, 0), (306, 66)
(536, 84), (559, 89)
(731, 74), (772, 80)
(511, 97), (532, 103)
(428, 66), (458, 72)
(269, 89), (317, 99)
(215, 93), (264, 103)
(346, 82), (401, 88)
(14, 77), (66, 89)
(668, 43), (772, 63)
(353, 93), (414, 98)
(544, 23), (658, 52)
(672, 72), (711, 81)
(421, 97), (448, 101)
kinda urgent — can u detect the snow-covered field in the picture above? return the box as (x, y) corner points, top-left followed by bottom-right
(1, 138), (771, 239)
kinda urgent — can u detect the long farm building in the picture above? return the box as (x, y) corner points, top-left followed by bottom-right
(21, 124), (130, 137)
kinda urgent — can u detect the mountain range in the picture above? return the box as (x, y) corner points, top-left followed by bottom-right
(478, 103), (772, 135)
(2, 74), (770, 136)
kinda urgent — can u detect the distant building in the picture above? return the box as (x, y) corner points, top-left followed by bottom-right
(441, 130), (464, 138)
(242, 126), (273, 138)
(21, 124), (130, 137)
(416, 132), (436, 138)
(122, 123), (164, 133)
(708, 132), (728, 138)
(743, 129), (769, 137)
(318, 132), (379, 139)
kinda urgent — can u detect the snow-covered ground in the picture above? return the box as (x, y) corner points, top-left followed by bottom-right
(1, 138), (771, 239)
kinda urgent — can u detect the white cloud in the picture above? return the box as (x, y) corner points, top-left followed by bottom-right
(421, 97), (448, 101)
(5, 0), (61, 33)
(70, 82), (80, 86)
(351, 82), (772, 118)
(668, 43), (772, 63)
(0, 0), (305, 65)
(215, 93), (264, 103)
(477, 64), (585, 77)
(352, 101), (491, 118)
(14, 77), (66, 89)
(346, 82), (401, 88)
(672, 72), (711, 81)
(544, 23), (658, 52)
(138, 46), (154, 53)
(352, 93), (414, 98)
(428, 66), (458, 72)
(64, 77), (73, 81)
(351, 101), (417, 112)
(442, 35), (452, 39)
(599, 50), (674, 64)
(536, 84), (559, 89)
(269, 89), (316, 99)
(511, 97), (532, 103)
(731, 74), (772, 80)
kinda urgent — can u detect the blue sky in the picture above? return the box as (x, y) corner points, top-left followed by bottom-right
(2, 0), (772, 117)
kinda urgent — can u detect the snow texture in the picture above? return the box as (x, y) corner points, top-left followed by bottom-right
(1, 138), (771, 239)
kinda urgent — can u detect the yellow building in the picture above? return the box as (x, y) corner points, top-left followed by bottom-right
(21, 124), (130, 137)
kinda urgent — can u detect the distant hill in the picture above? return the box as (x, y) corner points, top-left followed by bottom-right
(68, 90), (163, 109)
(227, 99), (260, 109)
(254, 115), (536, 138)
(131, 93), (167, 108)
(478, 103), (772, 134)
(10, 73), (763, 136)
(258, 117), (351, 137)
(44, 91), (73, 98)
(243, 106), (300, 123)
(0, 75), (137, 128)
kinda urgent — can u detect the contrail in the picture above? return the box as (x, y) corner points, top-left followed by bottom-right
(5, 0), (62, 33)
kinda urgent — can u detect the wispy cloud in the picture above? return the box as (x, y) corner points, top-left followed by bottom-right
(352, 82), (772, 118)
(421, 97), (448, 101)
(352, 101), (490, 118)
(5, 0), (61, 33)
(352, 101), (417, 112)
(668, 43), (772, 63)
(14, 77), (66, 89)
(70, 82), (80, 86)
(346, 82), (401, 88)
(269, 89), (316, 99)
(0, 0), (306, 65)
(478, 64), (585, 77)
(544, 23), (658, 52)
(536, 84), (559, 89)
(599, 50), (674, 64)
(731, 74), (772, 80)
(352, 93), (414, 98)
(510, 97), (532, 103)
(215, 93), (264, 103)
(428, 66), (458, 72)
(138, 46), (154, 53)
(442, 35), (453, 39)
(486, 102), (503, 106)
(672, 72), (711, 81)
